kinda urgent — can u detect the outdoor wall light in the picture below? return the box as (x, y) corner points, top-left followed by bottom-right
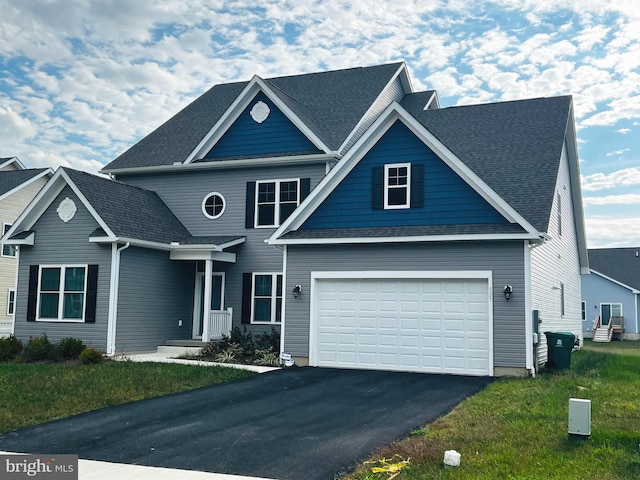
(292, 285), (302, 299)
(503, 285), (513, 301)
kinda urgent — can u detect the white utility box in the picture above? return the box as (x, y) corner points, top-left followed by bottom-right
(568, 398), (591, 436)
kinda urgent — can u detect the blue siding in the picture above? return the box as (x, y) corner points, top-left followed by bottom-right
(205, 92), (321, 159)
(301, 121), (508, 229)
(581, 272), (637, 334)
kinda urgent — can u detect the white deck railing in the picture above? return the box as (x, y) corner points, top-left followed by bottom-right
(204, 308), (233, 342)
(0, 320), (12, 338)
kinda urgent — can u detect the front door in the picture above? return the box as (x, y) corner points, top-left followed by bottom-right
(600, 303), (621, 327)
(193, 273), (225, 339)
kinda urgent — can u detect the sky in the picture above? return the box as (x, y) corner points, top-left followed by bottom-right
(1, 0), (638, 248)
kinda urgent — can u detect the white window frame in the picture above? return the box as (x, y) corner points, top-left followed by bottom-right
(254, 179), (300, 228)
(201, 192), (226, 219)
(581, 301), (586, 321)
(601, 302), (623, 323)
(2, 223), (17, 258)
(36, 265), (88, 322)
(251, 272), (283, 324)
(384, 163), (411, 209)
(7, 289), (15, 316)
(557, 193), (562, 237)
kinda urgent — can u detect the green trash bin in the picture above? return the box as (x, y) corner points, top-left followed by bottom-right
(545, 332), (577, 369)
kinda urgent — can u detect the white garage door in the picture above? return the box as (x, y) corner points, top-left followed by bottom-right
(312, 276), (492, 376)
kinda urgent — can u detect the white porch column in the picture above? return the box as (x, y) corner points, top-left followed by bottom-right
(202, 260), (213, 342)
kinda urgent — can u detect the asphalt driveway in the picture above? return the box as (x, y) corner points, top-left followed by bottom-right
(0, 367), (492, 480)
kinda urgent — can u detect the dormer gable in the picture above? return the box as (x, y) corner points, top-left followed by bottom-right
(196, 90), (323, 161)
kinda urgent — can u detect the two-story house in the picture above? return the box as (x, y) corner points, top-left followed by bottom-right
(0, 157), (51, 336)
(2, 62), (588, 376)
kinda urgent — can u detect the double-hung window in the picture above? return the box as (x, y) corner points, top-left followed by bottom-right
(255, 179), (300, 227)
(384, 163), (411, 209)
(2, 223), (16, 257)
(251, 273), (283, 324)
(7, 290), (15, 316)
(37, 266), (87, 321)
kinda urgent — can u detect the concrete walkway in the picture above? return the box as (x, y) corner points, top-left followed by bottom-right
(123, 351), (280, 374)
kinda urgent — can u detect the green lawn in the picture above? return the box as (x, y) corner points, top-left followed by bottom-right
(349, 345), (640, 480)
(0, 361), (255, 434)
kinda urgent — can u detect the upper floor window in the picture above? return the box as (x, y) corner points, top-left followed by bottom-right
(384, 163), (411, 209)
(2, 223), (16, 257)
(557, 193), (562, 237)
(372, 164), (423, 210)
(255, 179), (300, 227)
(202, 192), (226, 219)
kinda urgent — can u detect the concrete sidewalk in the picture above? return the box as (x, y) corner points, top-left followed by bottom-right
(1, 453), (275, 480)
(122, 351), (280, 374)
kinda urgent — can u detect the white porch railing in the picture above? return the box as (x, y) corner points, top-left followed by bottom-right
(204, 308), (233, 342)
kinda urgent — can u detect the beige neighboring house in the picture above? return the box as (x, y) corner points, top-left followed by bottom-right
(0, 157), (52, 336)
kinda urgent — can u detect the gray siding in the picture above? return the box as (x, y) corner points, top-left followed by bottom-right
(116, 246), (194, 352)
(285, 241), (526, 368)
(531, 142), (583, 365)
(117, 163), (328, 336)
(581, 273), (637, 335)
(14, 186), (112, 349)
(340, 76), (405, 154)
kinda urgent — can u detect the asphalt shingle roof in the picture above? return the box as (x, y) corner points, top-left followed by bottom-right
(64, 168), (191, 244)
(401, 94), (572, 232)
(283, 223), (527, 240)
(103, 63), (403, 171)
(0, 169), (48, 197)
(588, 247), (640, 291)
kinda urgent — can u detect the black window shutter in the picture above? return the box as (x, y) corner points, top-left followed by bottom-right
(410, 164), (424, 208)
(241, 273), (252, 324)
(27, 265), (39, 322)
(84, 265), (99, 323)
(372, 167), (384, 210)
(245, 182), (256, 228)
(300, 178), (311, 201)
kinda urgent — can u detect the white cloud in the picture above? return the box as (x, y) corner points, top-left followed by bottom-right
(582, 167), (640, 191)
(605, 148), (630, 157)
(584, 216), (640, 248)
(617, 128), (631, 134)
(583, 194), (640, 206)
(0, 106), (37, 140)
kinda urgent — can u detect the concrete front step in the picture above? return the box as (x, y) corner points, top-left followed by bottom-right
(157, 345), (203, 356)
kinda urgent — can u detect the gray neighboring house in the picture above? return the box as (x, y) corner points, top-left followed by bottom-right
(582, 247), (640, 341)
(0, 157), (52, 336)
(2, 62), (588, 376)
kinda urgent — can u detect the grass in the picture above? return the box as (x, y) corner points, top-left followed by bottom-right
(348, 344), (640, 480)
(0, 361), (255, 435)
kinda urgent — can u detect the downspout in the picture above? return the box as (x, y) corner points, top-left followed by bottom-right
(527, 237), (548, 377)
(106, 241), (130, 355)
(11, 246), (20, 335)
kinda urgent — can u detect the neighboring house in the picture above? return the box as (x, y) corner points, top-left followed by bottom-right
(2, 62), (588, 376)
(0, 157), (52, 336)
(582, 247), (640, 341)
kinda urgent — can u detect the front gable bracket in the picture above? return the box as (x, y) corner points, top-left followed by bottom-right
(184, 76), (332, 164)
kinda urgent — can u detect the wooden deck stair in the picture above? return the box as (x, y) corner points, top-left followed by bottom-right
(592, 315), (625, 343)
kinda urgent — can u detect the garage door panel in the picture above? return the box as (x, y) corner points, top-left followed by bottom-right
(314, 277), (491, 375)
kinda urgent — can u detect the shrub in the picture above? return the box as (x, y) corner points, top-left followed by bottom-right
(255, 328), (280, 353)
(0, 335), (23, 362)
(200, 340), (222, 359)
(57, 337), (86, 360)
(79, 348), (103, 365)
(22, 335), (57, 362)
(215, 342), (243, 363)
(253, 348), (280, 366)
(225, 326), (255, 356)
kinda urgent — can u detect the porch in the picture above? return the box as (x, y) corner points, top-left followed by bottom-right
(592, 315), (625, 342)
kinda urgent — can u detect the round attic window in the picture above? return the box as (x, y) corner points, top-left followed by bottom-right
(57, 197), (77, 223)
(250, 101), (270, 123)
(202, 192), (226, 219)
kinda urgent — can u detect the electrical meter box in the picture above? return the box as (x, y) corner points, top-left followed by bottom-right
(568, 398), (591, 436)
